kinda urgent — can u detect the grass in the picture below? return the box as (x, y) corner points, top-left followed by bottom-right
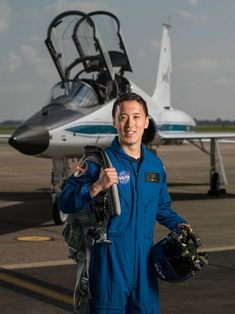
(196, 125), (235, 132)
(0, 126), (16, 134)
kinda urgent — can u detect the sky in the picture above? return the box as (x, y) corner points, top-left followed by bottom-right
(1, 0), (235, 122)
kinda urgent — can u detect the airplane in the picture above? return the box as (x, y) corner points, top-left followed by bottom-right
(7, 10), (235, 225)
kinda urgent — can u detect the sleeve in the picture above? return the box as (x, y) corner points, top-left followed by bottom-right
(58, 159), (101, 214)
(156, 166), (187, 231)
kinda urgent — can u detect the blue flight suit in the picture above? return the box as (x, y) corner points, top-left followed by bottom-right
(59, 137), (187, 313)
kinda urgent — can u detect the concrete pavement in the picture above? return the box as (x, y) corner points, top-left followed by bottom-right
(0, 140), (235, 313)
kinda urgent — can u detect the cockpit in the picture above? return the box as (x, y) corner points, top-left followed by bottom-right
(48, 80), (99, 110)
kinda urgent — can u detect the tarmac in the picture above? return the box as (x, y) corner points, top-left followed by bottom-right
(0, 138), (235, 314)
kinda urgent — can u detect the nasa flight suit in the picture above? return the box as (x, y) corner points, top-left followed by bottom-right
(59, 136), (187, 313)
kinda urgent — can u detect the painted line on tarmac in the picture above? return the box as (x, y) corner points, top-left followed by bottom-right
(0, 259), (75, 270)
(1, 244), (235, 271)
(201, 245), (235, 252)
(0, 271), (73, 305)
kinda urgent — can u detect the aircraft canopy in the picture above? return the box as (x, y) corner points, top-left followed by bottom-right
(45, 10), (132, 82)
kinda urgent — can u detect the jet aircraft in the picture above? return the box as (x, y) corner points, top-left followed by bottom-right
(8, 10), (235, 224)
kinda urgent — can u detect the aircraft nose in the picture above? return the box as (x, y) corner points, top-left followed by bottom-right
(8, 125), (49, 155)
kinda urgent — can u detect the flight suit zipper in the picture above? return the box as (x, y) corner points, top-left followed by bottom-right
(129, 159), (142, 287)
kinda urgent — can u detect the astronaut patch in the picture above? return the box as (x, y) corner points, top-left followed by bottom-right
(118, 170), (130, 185)
(145, 172), (160, 183)
(74, 160), (88, 177)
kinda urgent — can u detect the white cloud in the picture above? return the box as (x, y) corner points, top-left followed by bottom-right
(185, 0), (200, 6)
(43, 0), (108, 13)
(212, 77), (233, 87)
(150, 40), (161, 51)
(180, 58), (219, 72)
(138, 48), (146, 57)
(0, 1), (11, 33)
(23, 8), (40, 19)
(29, 35), (44, 44)
(20, 44), (52, 79)
(0, 44), (55, 82)
(175, 9), (207, 23)
(0, 81), (35, 92)
(2, 52), (22, 73)
(183, 80), (196, 87)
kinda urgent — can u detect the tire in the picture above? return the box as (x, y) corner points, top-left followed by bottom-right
(210, 172), (220, 195)
(52, 197), (67, 225)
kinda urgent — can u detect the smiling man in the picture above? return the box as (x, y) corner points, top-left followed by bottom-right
(59, 92), (190, 314)
(112, 96), (149, 157)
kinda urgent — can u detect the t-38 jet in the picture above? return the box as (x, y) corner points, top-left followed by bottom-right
(8, 11), (235, 224)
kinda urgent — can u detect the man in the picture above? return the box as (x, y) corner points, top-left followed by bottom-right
(59, 92), (191, 313)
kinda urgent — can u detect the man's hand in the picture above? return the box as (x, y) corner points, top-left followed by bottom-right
(89, 168), (118, 197)
(178, 223), (192, 233)
(178, 223), (201, 248)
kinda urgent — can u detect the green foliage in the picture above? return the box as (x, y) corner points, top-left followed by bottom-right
(0, 125), (15, 131)
(196, 125), (235, 132)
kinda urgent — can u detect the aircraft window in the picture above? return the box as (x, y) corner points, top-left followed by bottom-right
(48, 81), (99, 109)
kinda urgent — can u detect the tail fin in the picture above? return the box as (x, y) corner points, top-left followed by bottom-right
(152, 23), (172, 109)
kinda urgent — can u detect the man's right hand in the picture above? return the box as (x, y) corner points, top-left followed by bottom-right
(89, 167), (118, 197)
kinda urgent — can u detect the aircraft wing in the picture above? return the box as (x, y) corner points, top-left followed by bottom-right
(158, 131), (235, 141)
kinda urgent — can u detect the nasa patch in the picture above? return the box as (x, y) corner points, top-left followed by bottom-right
(118, 170), (130, 185)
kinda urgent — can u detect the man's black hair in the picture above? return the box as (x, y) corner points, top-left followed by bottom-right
(112, 92), (149, 118)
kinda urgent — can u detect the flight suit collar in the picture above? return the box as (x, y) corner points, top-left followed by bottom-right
(110, 136), (146, 161)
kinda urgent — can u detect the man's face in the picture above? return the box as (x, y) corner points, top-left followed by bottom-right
(113, 100), (149, 148)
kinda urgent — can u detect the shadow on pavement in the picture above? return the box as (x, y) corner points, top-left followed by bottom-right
(159, 250), (235, 314)
(0, 192), (52, 235)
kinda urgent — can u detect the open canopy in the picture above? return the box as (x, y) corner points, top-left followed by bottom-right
(45, 10), (132, 82)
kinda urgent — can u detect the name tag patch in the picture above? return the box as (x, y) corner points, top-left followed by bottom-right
(145, 172), (160, 183)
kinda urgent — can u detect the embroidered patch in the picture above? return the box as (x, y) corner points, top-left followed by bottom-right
(145, 172), (160, 183)
(118, 170), (130, 185)
(74, 160), (88, 177)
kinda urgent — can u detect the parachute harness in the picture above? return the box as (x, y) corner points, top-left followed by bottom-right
(62, 145), (121, 313)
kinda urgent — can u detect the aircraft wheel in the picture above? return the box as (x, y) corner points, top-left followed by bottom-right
(210, 172), (220, 195)
(52, 197), (67, 225)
